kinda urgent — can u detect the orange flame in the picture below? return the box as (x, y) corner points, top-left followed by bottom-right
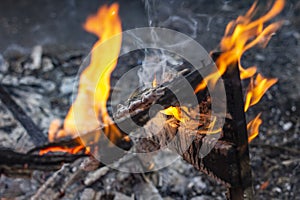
(39, 145), (85, 155)
(247, 113), (262, 142)
(44, 3), (122, 154)
(244, 73), (277, 112)
(195, 0), (285, 93)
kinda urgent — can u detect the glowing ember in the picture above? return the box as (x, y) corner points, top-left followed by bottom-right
(44, 3), (122, 154)
(247, 113), (262, 142)
(39, 145), (85, 155)
(244, 73), (278, 112)
(195, 0), (285, 92)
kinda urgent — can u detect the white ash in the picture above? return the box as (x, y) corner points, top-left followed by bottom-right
(1, 75), (19, 86)
(19, 76), (56, 92)
(84, 166), (109, 186)
(1, 75), (56, 93)
(113, 192), (134, 200)
(133, 177), (162, 200)
(42, 57), (54, 72)
(60, 76), (77, 95)
(187, 176), (207, 193)
(80, 188), (96, 200)
(190, 196), (215, 200)
(0, 101), (35, 151)
(24, 45), (42, 70)
(10, 89), (55, 131)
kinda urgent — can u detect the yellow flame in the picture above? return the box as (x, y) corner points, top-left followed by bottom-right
(160, 106), (188, 122)
(244, 73), (277, 112)
(47, 4), (122, 148)
(195, 0), (285, 93)
(247, 113), (262, 142)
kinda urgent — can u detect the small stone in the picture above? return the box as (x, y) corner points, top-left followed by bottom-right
(282, 122), (293, 131)
(272, 187), (282, 193)
(293, 32), (300, 40)
(255, 54), (266, 61)
(0, 54), (9, 73)
(284, 183), (291, 191)
(42, 57), (54, 72)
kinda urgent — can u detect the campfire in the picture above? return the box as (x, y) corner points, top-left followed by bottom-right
(0, 0), (291, 199)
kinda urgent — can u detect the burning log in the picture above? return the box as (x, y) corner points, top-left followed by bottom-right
(0, 0), (287, 199)
(0, 148), (86, 177)
(28, 57), (249, 191)
(0, 53), (251, 199)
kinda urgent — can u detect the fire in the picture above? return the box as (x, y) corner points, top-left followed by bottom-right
(195, 0), (284, 141)
(39, 145), (85, 155)
(44, 3), (123, 154)
(152, 74), (157, 87)
(247, 113), (262, 142)
(195, 0), (284, 92)
(244, 73), (277, 112)
(65, 3), (122, 136)
(43, 1), (285, 155)
(160, 106), (188, 122)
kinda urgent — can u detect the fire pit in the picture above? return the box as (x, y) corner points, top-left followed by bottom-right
(1, 0), (299, 199)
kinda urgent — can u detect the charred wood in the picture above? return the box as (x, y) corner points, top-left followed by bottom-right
(0, 148), (86, 177)
(0, 84), (47, 145)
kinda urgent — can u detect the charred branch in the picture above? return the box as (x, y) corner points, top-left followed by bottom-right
(0, 148), (87, 177)
(0, 84), (47, 145)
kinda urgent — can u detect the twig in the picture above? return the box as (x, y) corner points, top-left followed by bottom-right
(31, 159), (86, 200)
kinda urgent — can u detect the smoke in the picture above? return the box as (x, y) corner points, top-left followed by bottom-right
(137, 0), (200, 88)
(137, 0), (239, 88)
